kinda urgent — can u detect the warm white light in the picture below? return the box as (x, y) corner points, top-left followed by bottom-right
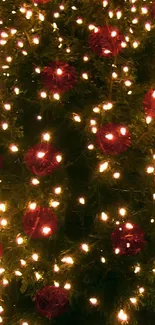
(82, 73), (88, 80)
(76, 18), (83, 24)
(0, 219), (7, 226)
(53, 93), (60, 100)
(103, 102), (113, 110)
(37, 151), (45, 158)
(4, 103), (11, 110)
(89, 298), (98, 305)
(56, 155), (62, 162)
(101, 212), (108, 221)
(10, 144), (18, 152)
(57, 68), (63, 75)
(31, 178), (40, 185)
(99, 162), (108, 172)
(119, 208), (126, 217)
(81, 243), (89, 252)
(145, 22), (151, 31)
(123, 66), (129, 73)
(2, 123), (8, 130)
(22, 322), (29, 325)
(103, 0), (108, 7)
(147, 166), (154, 174)
(42, 226), (51, 235)
(0, 204), (6, 212)
(54, 187), (62, 194)
(116, 11), (122, 19)
(125, 80), (132, 87)
(20, 259), (26, 266)
(134, 266), (141, 273)
(118, 309), (128, 322)
(2, 279), (8, 285)
(101, 257), (106, 263)
(0, 306), (3, 313)
(54, 264), (59, 272)
(139, 287), (145, 294)
(120, 127), (126, 135)
(133, 41), (139, 48)
(83, 56), (89, 61)
(40, 91), (47, 98)
(73, 115), (81, 122)
(32, 253), (39, 261)
(113, 172), (120, 179)
(105, 133), (113, 140)
(54, 12), (60, 18)
(15, 270), (22, 276)
(43, 132), (50, 141)
(88, 144), (94, 150)
(16, 237), (24, 245)
(50, 201), (60, 208)
(0, 268), (5, 274)
(61, 256), (74, 264)
(64, 283), (71, 290)
(35, 272), (42, 280)
(54, 281), (60, 287)
(35, 67), (41, 73)
(115, 248), (120, 254)
(141, 7), (148, 14)
(130, 297), (137, 304)
(29, 202), (37, 210)
(79, 197), (85, 205)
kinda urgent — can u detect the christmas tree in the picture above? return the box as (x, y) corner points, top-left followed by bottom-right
(1, 0), (155, 324)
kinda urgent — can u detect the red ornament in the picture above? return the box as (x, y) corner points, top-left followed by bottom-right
(111, 222), (146, 255)
(23, 207), (58, 239)
(89, 26), (125, 57)
(96, 123), (131, 155)
(32, 0), (50, 4)
(143, 89), (155, 118)
(41, 61), (77, 94)
(25, 143), (61, 176)
(34, 286), (69, 318)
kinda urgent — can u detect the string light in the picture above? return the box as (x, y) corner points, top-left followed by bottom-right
(61, 256), (74, 265)
(118, 309), (128, 322)
(101, 212), (108, 221)
(89, 298), (98, 305)
(119, 208), (126, 217)
(99, 162), (109, 172)
(81, 243), (89, 252)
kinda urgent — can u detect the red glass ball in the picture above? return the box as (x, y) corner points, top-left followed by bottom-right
(89, 25), (125, 57)
(143, 89), (155, 118)
(111, 223), (146, 255)
(23, 207), (58, 239)
(24, 143), (61, 176)
(34, 286), (69, 318)
(96, 123), (131, 155)
(41, 61), (77, 94)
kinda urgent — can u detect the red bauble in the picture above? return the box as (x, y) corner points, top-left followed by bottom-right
(34, 286), (69, 318)
(25, 143), (61, 176)
(111, 223), (146, 255)
(32, 0), (50, 4)
(41, 61), (77, 94)
(23, 207), (58, 239)
(89, 26), (125, 57)
(96, 123), (131, 155)
(0, 244), (3, 258)
(143, 89), (155, 118)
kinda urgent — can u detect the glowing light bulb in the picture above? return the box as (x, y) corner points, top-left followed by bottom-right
(139, 287), (144, 294)
(2, 279), (8, 285)
(111, 31), (117, 37)
(115, 248), (120, 255)
(15, 270), (22, 276)
(16, 237), (24, 245)
(134, 266), (141, 273)
(119, 208), (126, 217)
(54, 281), (59, 287)
(37, 151), (45, 158)
(6, 56), (12, 62)
(22, 322), (29, 325)
(42, 226), (51, 235)
(146, 116), (152, 124)
(54, 264), (59, 272)
(39, 13), (45, 21)
(31, 178), (40, 185)
(79, 197), (85, 205)
(40, 91), (47, 98)
(54, 12), (60, 18)
(50, 200), (60, 208)
(116, 11), (122, 19)
(2, 123), (8, 130)
(118, 309), (128, 322)
(141, 7), (148, 14)
(64, 283), (71, 290)
(0, 204), (6, 212)
(83, 55), (89, 61)
(42, 132), (50, 141)
(14, 87), (20, 94)
(53, 93), (60, 100)
(101, 212), (108, 221)
(0, 306), (3, 313)
(57, 68), (63, 75)
(147, 166), (154, 174)
(4, 103), (11, 110)
(124, 80), (132, 87)
(126, 223), (133, 229)
(20, 259), (26, 266)
(0, 268), (5, 274)
(35, 272), (42, 280)
(105, 133), (113, 140)
(54, 187), (62, 194)
(35, 67), (41, 73)
(133, 41), (139, 48)
(99, 162), (108, 172)
(89, 298), (98, 305)
(0, 219), (7, 226)
(145, 22), (151, 31)
(103, 102), (113, 110)
(17, 41), (24, 48)
(82, 73), (88, 80)
(123, 66), (129, 73)
(32, 253), (39, 261)
(56, 155), (62, 162)
(88, 144), (94, 150)
(29, 202), (37, 210)
(93, 107), (100, 113)
(101, 257), (106, 263)
(103, 0), (108, 7)
(73, 115), (81, 122)
(61, 256), (74, 264)
(113, 172), (120, 179)
(130, 297), (137, 304)
(81, 243), (89, 252)
(76, 18), (83, 24)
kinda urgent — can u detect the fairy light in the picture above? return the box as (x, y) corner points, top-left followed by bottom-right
(146, 116), (152, 124)
(60, 4), (65, 10)
(92, 126), (97, 133)
(20, 259), (26, 266)
(73, 114), (81, 122)
(54, 187), (62, 194)
(145, 22), (151, 31)
(99, 162), (108, 172)
(54, 281), (59, 287)
(113, 172), (120, 179)
(103, 0), (108, 7)
(134, 265), (141, 273)
(54, 264), (59, 272)
(0, 317), (2, 323)
(0, 268), (5, 274)
(29, 202), (37, 210)
(93, 107), (100, 113)
(14, 87), (20, 94)
(105, 133), (113, 140)
(147, 166), (154, 174)
(17, 41), (24, 48)
(53, 93), (60, 100)
(61, 256), (74, 264)
(141, 7), (148, 14)
(54, 12), (60, 18)
(42, 132), (50, 141)
(151, 219), (154, 223)
(139, 287), (145, 294)
(22, 322), (29, 325)
(119, 208), (126, 217)
(40, 91), (47, 98)
(131, 5), (136, 12)
(118, 309), (128, 322)
(42, 226), (51, 235)
(4, 103), (11, 110)
(76, 18), (83, 24)
(0, 204), (6, 212)
(82, 73), (88, 80)
(0, 307), (3, 313)
(83, 55), (89, 61)
(26, 9), (32, 19)
(0, 219), (7, 226)
(50, 200), (60, 208)
(35, 272), (42, 280)
(32, 253), (39, 261)
(88, 144), (94, 150)
(81, 243), (89, 252)
(109, 11), (114, 18)
(39, 13), (45, 21)
(115, 248), (120, 255)
(1, 32), (8, 38)
(133, 41), (139, 48)
(2, 122), (8, 130)
(6, 56), (12, 62)
(15, 270), (22, 276)
(79, 197), (85, 205)
(31, 178), (40, 185)
(2, 279), (8, 286)
(89, 298), (98, 305)
(57, 68), (63, 75)
(103, 102), (113, 110)
(37, 151), (45, 158)
(11, 28), (17, 35)
(130, 297), (137, 304)
(16, 237), (24, 245)
(101, 257), (106, 263)
(124, 80), (132, 87)
(123, 66), (129, 73)
(116, 11), (122, 19)
(101, 212), (108, 221)
(112, 72), (118, 79)
(56, 155), (62, 162)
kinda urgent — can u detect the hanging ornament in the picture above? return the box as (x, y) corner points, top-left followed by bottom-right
(23, 207), (58, 239)
(96, 123), (131, 155)
(89, 25), (125, 57)
(143, 89), (155, 118)
(34, 286), (69, 318)
(111, 222), (146, 255)
(41, 61), (77, 94)
(24, 143), (61, 176)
